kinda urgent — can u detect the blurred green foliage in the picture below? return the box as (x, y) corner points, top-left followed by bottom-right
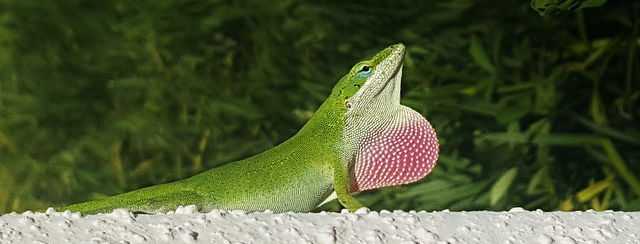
(1, 0), (639, 213)
(531, 0), (607, 15)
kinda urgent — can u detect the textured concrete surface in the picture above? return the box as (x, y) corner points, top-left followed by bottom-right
(0, 206), (639, 244)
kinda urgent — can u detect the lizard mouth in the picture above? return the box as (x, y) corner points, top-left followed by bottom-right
(372, 49), (405, 99)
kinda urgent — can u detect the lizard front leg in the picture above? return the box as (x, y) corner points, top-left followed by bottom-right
(332, 159), (364, 212)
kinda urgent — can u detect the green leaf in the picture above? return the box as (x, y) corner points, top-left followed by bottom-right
(490, 167), (518, 206)
(590, 88), (608, 125)
(469, 36), (495, 74)
(600, 139), (640, 196)
(530, 0), (607, 16)
(573, 115), (640, 145)
(576, 178), (612, 202)
(579, 0), (607, 8)
(417, 180), (490, 209)
(533, 134), (603, 146)
(496, 95), (532, 124)
(397, 179), (454, 199)
(437, 155), (472, 170)
(477, 132), (528, 144)
(0, 131), (16, 153)
(527, 166), (548, 195)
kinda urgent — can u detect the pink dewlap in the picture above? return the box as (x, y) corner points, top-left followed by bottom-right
(352, 116), (439, 192)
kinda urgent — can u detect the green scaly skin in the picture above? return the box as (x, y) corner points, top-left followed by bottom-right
(61, 44), (415, 214)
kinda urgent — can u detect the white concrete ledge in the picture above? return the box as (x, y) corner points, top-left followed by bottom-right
(0, 206), (638, 243)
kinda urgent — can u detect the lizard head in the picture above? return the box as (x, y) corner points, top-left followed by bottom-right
(332, 43), (439, 193)
(332, 43), (404, 109)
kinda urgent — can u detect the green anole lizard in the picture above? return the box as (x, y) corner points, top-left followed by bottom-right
(61, 43), (439, 214)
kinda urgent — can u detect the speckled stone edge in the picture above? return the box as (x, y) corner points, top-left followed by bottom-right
(1, 207), (639, 244)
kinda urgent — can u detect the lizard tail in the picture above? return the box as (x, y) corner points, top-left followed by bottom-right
(59, 182), (205, 215)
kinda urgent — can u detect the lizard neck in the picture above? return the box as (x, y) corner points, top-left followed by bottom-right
(289, 96), (346, 154)
(236, 94), (346, 167)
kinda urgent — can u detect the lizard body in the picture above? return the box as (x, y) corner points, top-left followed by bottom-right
(61, 43), (439, 214)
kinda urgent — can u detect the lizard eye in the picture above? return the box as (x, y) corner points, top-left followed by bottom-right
(345, 100), (352, 109)
(357, 65), (372, 77)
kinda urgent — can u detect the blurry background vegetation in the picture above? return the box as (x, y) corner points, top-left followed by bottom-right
(0, 0), (639, 213)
